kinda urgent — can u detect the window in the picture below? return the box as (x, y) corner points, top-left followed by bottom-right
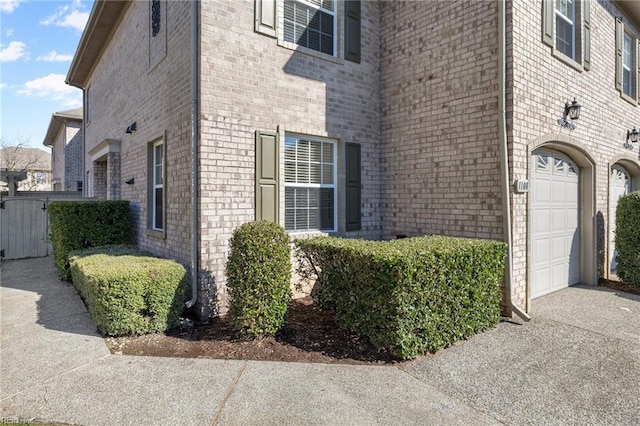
(542, 0), (590, 70)
(255, 0), (361, 62)
(34, 172), (47, 185)
(623, 32), (635, 97)
(151, 0), (161, 37)
(616, 18), (639, 102)
(555, 0), (575, 59)
(284, 134), (336, 232)
(283, 0), (336, 56)
(150, 140), (164, 231)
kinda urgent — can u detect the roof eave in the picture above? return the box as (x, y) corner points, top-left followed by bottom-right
(613, 1), (640, 29)
(66, 0), (131, 88)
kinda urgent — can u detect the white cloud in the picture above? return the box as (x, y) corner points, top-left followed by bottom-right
(36, 51), (74, 62)
(0, 0), (23, 13)
(40, 2), (89, 32)
(0, 83), (6, 90)
(0, 41), (27, 62)
(17, 73), (82, 107)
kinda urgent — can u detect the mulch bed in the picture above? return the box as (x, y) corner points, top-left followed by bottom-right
(599, 278), (640, 296)
(106, 296), (397, 365)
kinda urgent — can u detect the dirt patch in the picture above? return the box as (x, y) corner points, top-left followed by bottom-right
(106, 296), (398, 365)
(599, 279), (640, 296)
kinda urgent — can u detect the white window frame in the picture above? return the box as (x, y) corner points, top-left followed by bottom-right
(555, 0), (576, 60)
(284, 134), (337, 233)
(280, 0), (338, 58)
(152, 140), (164, 231)
(623, 31), (635, 99)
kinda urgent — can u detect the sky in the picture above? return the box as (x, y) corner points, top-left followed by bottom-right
(0, 0), (93, 150)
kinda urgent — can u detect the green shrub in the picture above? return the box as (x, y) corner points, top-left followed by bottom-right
(225, 221), (292, 337)
(69, 245), (186, 336)
(296, 235), (506, 360)
(615, 191), (640, 288)
(48, 200), (132, 281)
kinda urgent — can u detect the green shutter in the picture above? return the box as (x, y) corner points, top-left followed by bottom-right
(345, 1), (361, 63)
(345, 142), (361, 231)
(542, 0), (554, 47)
(616, 18), (623, 92)
(583, 0), (591, 70)
(256, 131), (279, 222)
(255, 0), (277, 38)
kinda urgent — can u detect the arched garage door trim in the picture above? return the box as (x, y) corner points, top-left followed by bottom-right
(527, 135), (597, 304)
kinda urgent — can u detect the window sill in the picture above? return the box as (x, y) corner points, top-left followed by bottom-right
(277, 39), (343, 65)
(286, 230), (336, 241)
(552, 49), (584, 72)
(146, 229), (165, 239)
(619, 91), (638, 106)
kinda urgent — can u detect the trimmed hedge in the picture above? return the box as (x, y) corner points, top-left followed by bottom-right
(615, 191), (640, 288)
(69, 245), (186, 336)
(296, 236), (506, 360)
(48, 200), (133, 281)
(225, 221), (292, 337)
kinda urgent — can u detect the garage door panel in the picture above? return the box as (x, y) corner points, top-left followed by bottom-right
(551, 209), (566, 231)
(533, 180), (551, 203)
(531, 151), (579, 299)
(533, 269), (550, 294)
(552, 181), (568, 202)
(550, 235), (566, 259)
(533, 209), (550, 233)
(533, 239), (550, 263)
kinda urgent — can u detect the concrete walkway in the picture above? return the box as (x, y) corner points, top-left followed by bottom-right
(1, 257), (639, 425)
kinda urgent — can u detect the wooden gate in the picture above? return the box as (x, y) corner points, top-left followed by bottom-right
(0, 197), (48, 260)
(0, 192), (85, 261)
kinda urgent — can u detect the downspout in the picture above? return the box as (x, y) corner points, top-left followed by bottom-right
(186, 0), (199, 309)
(498, 0), (530, 321)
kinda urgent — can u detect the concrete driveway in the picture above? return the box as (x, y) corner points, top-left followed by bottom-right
(1, 257), (639, 425)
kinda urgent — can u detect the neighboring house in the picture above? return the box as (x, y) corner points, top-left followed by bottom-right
(42, 108), (84, 192)
(65, 0), (640, 319)
(0, 147), (52, 192)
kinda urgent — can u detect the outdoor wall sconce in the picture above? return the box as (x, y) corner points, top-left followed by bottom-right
(125, 122), (137, 134)
(125, 177), (135, 185)
(557, 98), (581, 130)
(625, 127), (639, 150)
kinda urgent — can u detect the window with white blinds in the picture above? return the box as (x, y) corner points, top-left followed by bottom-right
(283, 0), (336, 56)
(284, 134), (336, 232)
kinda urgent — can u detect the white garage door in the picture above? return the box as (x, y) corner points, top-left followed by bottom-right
(609, 166), (631, 273)
(531, 151), (580, 298)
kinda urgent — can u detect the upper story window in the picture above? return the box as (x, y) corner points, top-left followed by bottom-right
(555, 0), (576, 59)
(283, 0), (336, 56)
(616, 18), (639, 103)
(542, 0), (590, 70)
(255, 0), (361, 62)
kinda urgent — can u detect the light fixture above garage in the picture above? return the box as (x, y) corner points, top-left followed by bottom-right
(558, 98), (581, 130)
(625, 127), (639, 149)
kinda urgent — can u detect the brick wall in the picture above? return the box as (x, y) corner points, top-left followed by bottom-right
(83, 1), (193, 275)
(379, 0), (503, 241)
(198, 0), (383, 316)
